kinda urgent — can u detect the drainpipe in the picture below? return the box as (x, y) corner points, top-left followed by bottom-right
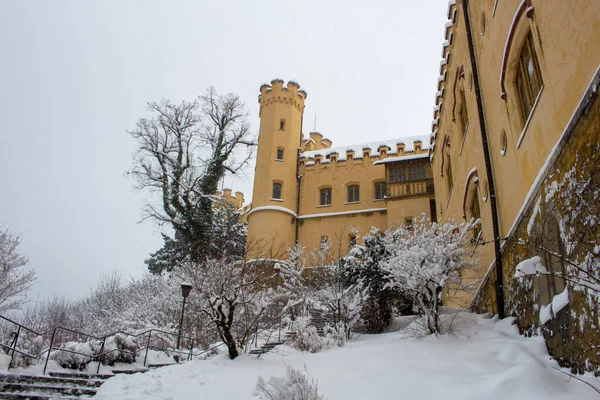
(295, 114), (303, 244)
(462, 0), (505, 318)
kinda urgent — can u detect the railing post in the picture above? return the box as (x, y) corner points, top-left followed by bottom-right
(43, 328), (57, 375)
(188, 340), (194, 361)
(143, 330), (152, 367)
(8, 326), (21, 370)
(96, 336), (106, 374)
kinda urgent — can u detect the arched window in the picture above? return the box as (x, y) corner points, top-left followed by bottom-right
(516, 32), (543, 124)
(468, 187), (482, 241)
(458, 89), (469, 142)
(446, 156), (454, 197)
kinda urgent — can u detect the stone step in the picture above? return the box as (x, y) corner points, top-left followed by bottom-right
(112, 369), (149, 375)
(0, 382), (97, 397)
(0, 393), (84, 400)
(48, 371), (114, 380)
(147, 363), (176, 368)
(0, 374), (104, 388)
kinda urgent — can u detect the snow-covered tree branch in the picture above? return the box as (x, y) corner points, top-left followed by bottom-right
(127, 87), (255, 271)
(0, 227), (36, 313)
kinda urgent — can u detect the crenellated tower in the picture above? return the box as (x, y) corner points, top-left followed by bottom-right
(246, 79), (307, 261)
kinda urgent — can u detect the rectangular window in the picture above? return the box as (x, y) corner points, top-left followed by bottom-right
(272, 183), (282, 199)
(408, 165), (426, 181)
(389, 167), (407, 183)
(405, 218), (413, 230)
(279, 119), (286, 130)
(516, 33), (543, 122)
(320, 235), (329, 250)
(320, 188), (332, 205)
(276, 148), (284, 160)
(347, 185), (360, 203)
(349, 235), (357, 249)
(375, 182), (386, 200)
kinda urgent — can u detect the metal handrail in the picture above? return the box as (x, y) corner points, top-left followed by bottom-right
(0, 314), (207, 375)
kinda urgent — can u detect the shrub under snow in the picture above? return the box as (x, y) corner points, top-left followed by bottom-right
(254, 364), (326, 400)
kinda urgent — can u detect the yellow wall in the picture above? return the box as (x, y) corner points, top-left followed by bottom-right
(247, 80), (435, 263)
(431, 0), (600, 308)
(246, 80), (306, 259)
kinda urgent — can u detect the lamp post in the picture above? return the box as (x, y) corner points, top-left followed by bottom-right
(176, 282), (193, 350)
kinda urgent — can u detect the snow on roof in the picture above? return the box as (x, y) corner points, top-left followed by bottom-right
(300, 134), (430, 161)
(373, 153), (429, 165)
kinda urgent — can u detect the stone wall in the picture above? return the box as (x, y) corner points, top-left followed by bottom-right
(472, 78), (600, 373)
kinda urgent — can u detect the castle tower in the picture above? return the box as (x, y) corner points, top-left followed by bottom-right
(246, 79), (307, 261)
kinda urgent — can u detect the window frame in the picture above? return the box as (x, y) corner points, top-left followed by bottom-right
(515, 32), (543, 126)
(374, 181), (386, 200)
(319, 187), (332, 206)
(347, 185), (360, 203)
(276, 148), (284, 161)
(408, 165), (426, 182)
(272, 182), (282, 200)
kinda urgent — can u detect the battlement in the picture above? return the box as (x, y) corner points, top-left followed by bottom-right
(258, 79), (307, 114)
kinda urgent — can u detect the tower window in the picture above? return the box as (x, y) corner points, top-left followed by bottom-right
(272, 183), (282, 199)
(279, 119), (286, 131)
(405, 218), (413, 230)
(320, 188), (332, 206)
(516, 33), (543, 123)
(276, 148), (284, 161)
(375, 182), (386, 200)
(347, 185), (360, 203)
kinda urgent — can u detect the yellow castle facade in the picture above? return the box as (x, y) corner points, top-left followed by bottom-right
(430, 0), (600, 372)
(243, 0), (600, 373)
(245, 79), (435, 263)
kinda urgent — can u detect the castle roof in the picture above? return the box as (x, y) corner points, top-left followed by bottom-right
(299, 134), (431, 161)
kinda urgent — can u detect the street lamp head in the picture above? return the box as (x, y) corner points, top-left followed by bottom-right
(181, 282), (193, 298)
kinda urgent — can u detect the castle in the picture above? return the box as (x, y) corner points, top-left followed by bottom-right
(244, 0), (600, 373)
(245, 79), (436, 263)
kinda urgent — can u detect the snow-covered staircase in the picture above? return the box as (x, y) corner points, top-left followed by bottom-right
(308, 309), (334, 336)
(0, 371), (111, 399)
(249, 341), (285, 356)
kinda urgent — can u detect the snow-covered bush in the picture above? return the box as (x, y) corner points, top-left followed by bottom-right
(287, 316), (325, 353)
(254, 364), (326, 400)
(99, 333), (139, 365)
(52, 340), (98, 370)
(343, 228), (412, 333)
(383, 216), (479, 334)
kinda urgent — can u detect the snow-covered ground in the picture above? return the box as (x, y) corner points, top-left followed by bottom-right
(94, 313), (599, 399)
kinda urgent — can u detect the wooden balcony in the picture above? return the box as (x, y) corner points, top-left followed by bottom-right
(386, 178), (435, 199)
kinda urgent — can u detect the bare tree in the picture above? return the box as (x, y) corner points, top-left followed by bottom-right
(127, 87), (255, 269)
(0, 227), (36, 312)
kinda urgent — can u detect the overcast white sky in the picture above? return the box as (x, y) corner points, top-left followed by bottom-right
(0, 0), (448, 301)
